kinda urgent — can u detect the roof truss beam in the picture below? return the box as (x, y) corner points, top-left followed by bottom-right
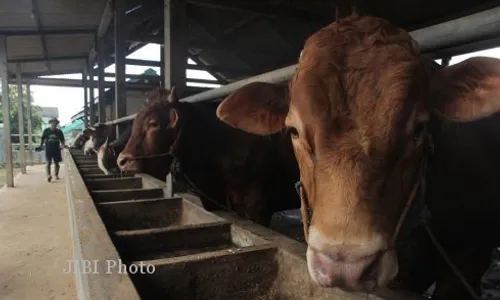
(31, 0), (51, 72)
(0, 28), (96, 36)
(8, 54), (87, 63)
(186, 0), (329, 24)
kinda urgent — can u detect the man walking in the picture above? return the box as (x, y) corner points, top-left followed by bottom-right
(36, 117), (66, 182)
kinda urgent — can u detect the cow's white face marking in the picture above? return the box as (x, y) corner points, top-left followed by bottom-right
(83, 137), (95, 155)
(299, 49), (304, 59)
(97, 138), (109, 175)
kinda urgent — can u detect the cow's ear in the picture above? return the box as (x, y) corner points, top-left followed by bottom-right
(431, 57), (500, 121)
(166, 85), (178, 104)
(169, 108), (179, 128)
(216, 82), (289, 135)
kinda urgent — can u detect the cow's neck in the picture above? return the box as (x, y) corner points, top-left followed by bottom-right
(171, 102), (226, 201)
(174, 102), (221, 168)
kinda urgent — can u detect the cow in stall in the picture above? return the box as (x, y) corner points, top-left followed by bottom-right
(69, 128), (93, 149)
(116, 87), (300, 226)
(81, 122), (133, 174)
(215, 14), (500, 300)
(96, 122), (133, 174)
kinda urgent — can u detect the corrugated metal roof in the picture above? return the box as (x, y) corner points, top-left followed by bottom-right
(0, 0), (107, 76)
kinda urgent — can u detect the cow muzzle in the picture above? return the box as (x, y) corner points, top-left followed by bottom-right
(306, 227), (398, 292)
(117, 153), (139, 172)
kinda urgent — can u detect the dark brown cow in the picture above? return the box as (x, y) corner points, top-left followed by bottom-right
(216, 14), (500, 299)
(116, 87), (300, 226)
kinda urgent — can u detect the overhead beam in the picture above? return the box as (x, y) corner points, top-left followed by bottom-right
(127, 35), (163, 44)
(125, 58), (162, 67)
(189, 18), (254, 73)
(7, 77), (157, 90)
(0, 28), (95, 36)
(8, 54), (87, 63)
(186, 0), (329, 24)
(0, 35), (14, 187)
(89, 0), (113, 63)
(103, 72), (161, 80)
(31, 0), (51, 72)
(98, 0), (114, 37)
(187, 54), (228, 84)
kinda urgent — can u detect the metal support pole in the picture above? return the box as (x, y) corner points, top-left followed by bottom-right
(88, 61), (95, 125)
(97, 38), (106, 123)
(114, 0), (127, 137)
(16, 63), (26, 174)
(26, 84), (33, 166)
(441, 57), (451, 66)
(160, 45), (165, 86)
(164, 0), (187, 197)
(83, 68), (88, 127)
(164, 0), (187, 95)
(0, 35), (14, 187)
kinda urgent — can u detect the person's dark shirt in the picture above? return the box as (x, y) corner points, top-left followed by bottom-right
(41, 127), (65, 152)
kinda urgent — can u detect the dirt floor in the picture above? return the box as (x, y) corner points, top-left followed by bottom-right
(0, 168), (20, 187)
(0, 164), (76, 300)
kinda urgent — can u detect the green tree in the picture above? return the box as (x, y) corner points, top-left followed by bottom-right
(0, 85), (43, 144)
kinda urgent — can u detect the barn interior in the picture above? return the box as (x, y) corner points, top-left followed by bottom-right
(1, 0), (500, 299)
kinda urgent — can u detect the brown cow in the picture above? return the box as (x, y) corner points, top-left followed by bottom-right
(216, 14), (500, 299)
(116, 87), (300, 226)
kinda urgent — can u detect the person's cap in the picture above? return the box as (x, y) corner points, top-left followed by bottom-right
(49, 117), (60, 124)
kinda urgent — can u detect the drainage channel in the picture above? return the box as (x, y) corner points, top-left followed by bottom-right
(66, 149), (425, 300)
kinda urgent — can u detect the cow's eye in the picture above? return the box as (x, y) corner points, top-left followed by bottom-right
(287, 127), (299, 139)
(148, 120), (159, 128)
(413, 122), (426, 140)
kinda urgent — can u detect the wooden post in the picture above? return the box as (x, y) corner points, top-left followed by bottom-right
(160, 45), (165, 86)
(26, 84), (33, 166)
(114, 0), (127, 136)
(16, 63), (26, 174)
(83, 68), (89, 127)
(97, 38), (106, 123)
(0, 35), (14, 187)
(164, 0), (187, 197)
(88, 60), (95, 125)
(442, 57), (451, 67)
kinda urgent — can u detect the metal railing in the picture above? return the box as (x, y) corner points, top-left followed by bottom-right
(104, 6), (500, 126)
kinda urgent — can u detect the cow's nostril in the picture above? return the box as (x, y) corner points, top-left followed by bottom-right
(117, 155), (129, 167)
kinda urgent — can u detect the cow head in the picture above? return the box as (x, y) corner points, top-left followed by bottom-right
(70, 128), (94, 149)
(96, 123), (132, 174)
(217, 14), (500, 292)
(117, 87), (178, 179)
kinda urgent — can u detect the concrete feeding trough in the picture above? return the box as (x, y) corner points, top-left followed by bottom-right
(65, 149), (424, 300)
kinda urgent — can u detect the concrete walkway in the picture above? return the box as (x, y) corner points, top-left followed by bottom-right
(0, 164), (76, 300)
